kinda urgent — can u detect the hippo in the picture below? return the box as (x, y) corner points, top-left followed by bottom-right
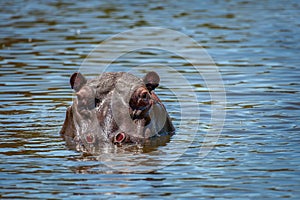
(60, 71), (175, 152)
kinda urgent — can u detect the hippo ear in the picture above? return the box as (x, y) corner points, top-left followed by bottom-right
(143, 71), (160, 92)
(70, 72), (87, 92)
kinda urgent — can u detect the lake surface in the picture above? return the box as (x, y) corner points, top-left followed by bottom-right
(1, 0), (300, 199)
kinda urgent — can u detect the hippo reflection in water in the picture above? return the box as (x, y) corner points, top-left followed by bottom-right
(60, 71), (175, 152)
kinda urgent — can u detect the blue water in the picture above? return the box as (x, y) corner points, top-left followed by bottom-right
(0, 0), (300, 199)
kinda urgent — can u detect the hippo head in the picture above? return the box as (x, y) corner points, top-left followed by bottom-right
(60, 71), (174, 152)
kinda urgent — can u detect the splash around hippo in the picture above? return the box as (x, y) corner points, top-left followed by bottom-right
(60, 71), (175, 153)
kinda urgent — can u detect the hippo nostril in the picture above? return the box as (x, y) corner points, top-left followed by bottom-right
(114, 132), (126, 144)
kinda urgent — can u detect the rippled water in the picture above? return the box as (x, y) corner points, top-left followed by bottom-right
(1, 0), (300, 199)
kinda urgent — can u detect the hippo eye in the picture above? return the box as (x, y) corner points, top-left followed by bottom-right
(95, 98), (101, 107)
(142, 93), (147, 99)
(140, 92), (148, 99)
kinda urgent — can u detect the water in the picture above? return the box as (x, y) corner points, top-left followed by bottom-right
(1, 0), (300, 199)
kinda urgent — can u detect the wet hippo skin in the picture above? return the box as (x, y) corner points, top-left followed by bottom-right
(60, 71), (175, 152)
